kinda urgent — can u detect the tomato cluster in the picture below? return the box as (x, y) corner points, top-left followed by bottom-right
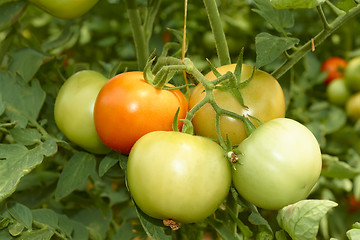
(323, 56), (360, 121)
(54, 63), (323, 223)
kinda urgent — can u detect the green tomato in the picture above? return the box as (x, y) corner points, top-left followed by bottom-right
(232, 118), (322, 210)
(127, 131), (231, 223)
(345, 57), (360, 92)
(54, 70), (110, 154)
(29, 0), (98, 20)
(346, 92), (360, 122)
(326, 78), (351, 106)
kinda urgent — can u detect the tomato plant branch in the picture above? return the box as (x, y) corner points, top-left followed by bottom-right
(272, 4), (360, 79)
(203, 0), (231, 66)
(124, 0), (149, 70)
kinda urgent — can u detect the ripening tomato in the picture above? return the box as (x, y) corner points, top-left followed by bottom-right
(232, 118), (322, 210)
(321, 57), (347, 85)
(127, 131), (231, 223)
(54, 70), (110, 154)
(189, 64), (285, 145)
(345, 57), (360, 92)
(94, 71), (188, 155)
(29, 0), (98, 20)
(345, 92), (360, 121)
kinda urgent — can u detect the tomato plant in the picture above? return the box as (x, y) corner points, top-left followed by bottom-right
(127, 131), (231, 223)
(345, 57), (360, 92)
(29, 0), (99, 19)
(189, 64), (285, 145)
(346, 92), (360, 121)
(94, 71), (188, 155)
(320, 57), (347, 85)
(326, 78), (351, 106)
(54, 70), (110, 154)
(232, 118), (322, 210)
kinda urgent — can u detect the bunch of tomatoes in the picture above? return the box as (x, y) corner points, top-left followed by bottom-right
(323, 56), (360, 121)
(54, 61), (323, 225)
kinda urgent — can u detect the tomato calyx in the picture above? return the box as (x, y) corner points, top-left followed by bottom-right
(163, 219), (181, 230)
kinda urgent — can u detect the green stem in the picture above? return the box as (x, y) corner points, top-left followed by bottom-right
(124, 0), (149, 70)
(272, 4), (360, 79)
(203, 0), (231, 66)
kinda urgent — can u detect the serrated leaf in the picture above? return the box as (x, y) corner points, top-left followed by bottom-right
(277, 199), (338, 240)
(347, 229), (360, 240)
(9, 48), (49, 83)
(253, 0), (294, 34)
(255, 32), (299, 68)
(55, 152), (96, 200)
(6, 202), (32, 229)
(270, 0), (326, 9)
(134, 204), (171, 240)
(0, 1), (26, 31)
(99, 153), (118, 177)
(32, 209), (59, 230)
(38, 138), (58, 157)
(0, 71), (46, 127)
(9, 128), (41, 146)
(322, 154), (360, 178)
(0, 144), (47, 201)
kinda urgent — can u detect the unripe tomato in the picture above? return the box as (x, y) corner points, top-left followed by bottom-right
(189, 64), (285, 145)
(346, 92), (360, 121)
(127, 131), (231, 223)
(345, 57), (360, 91)
(320, 57), (347, 85)
(94, 72), (188, 155)
(29, 0), (98, 20)
(326, 78), (351, 106)
(232, 118), (322, 210)
(54, 70), (110, 154)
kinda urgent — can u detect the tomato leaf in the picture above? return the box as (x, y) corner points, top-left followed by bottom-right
(270, 0), (326, 9)
(322, 154), (360, 179)
(99, 153), (119, 177)
(253, 0), (294, 34)
(277, 199), (338, 240)
(6, 202), (32, 229)
(207, 217), (243, 240)
(0, 1), (26, 31)
(9, 128), (41, 146)
(255, 32), (299, 68)
(347, 228), (360, 240)
(55, 152), (96, 200)
(337, 0), (357, 12)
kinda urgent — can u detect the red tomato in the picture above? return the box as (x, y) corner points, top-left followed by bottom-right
(93, 71), (188, 155)
(320, 57), (347, 85)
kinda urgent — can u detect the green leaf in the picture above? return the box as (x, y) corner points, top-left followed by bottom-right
(113, 221), (136, 240)
(337, 0), (357, 12)
(18, 228), (55, 240)
(55, 152), (96, 200)
(9, 48), (49, 83)
(9, 128), (41, 146)
(32, 209), (59, 230)
(270, 0), (326, 9)
(353, 175), (360, 200)
(253, 0), (294, 34)
(277, 199), (338, 240)
(99, 153), (119, 177)
(255, 32), (299, 68)
(0, 94), (4, 116)
(0, 144), (46, 202)
(0, 1), (26, 31)
(322, 154), (360, 178)
(347, 229), (360, 240)
(57, 214), (73, 238)
(6, 202), (32, 229)
(0, 72), (46, 127)
(71, 221), (89, 240)
(207, 217), (241, 240)
(8, 221), (24, 236)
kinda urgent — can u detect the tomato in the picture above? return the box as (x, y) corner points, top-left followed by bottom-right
(232, 118), (322, 210)
(345, 57), (360, 92)
(189, 64), (285, 145)
(127, 131), (231, 223)
(345, 92), (360, 121)
(326, 78), (351, 106)
(94, 71), (188, 155)
(29, 0), (98, 20)
(320, 57), (347, 85)
(54, 70), (110, 154)
(347, 194), (360, 213)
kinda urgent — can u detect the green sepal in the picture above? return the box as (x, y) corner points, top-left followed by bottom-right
(153, 67), (176, 89)
(243, 116), (257, 137)
(234, 48), (245, 87)
(172, 108), (180, 132)
(207, 59), (222, 78)
(181, 119), (194, 135)
(143, 50), (157, 85)
(239, 66), (256, 89)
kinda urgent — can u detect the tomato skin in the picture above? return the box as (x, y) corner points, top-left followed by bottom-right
(54, 70), (110, 154)
(189, 64), (285, 145)
(321, 57), (347, 85)
(127, 131), (231, 223)
(345, 92), (360, 121)
(29, 0), (98, 20)
(345, 57), (360, 92)
(326, 78), (351, 106)
(94, 72), (188, 155)
(232, 118), (322, 210)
